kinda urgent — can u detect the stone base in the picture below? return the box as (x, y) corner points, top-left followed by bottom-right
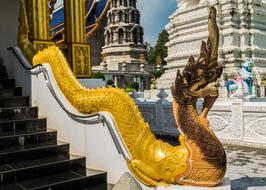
(157, 178), (231, 190)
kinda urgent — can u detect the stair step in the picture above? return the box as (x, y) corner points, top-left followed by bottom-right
(0, 129), (57, 149)
(0, 183), (25, 190)
(0, 78), (108, 189)
(0, 96), (29, 108)
(0, 107), (38, 121)
(76, 168), (108, 190)
(0, 79), (15, 88)
(0, 141), (69, 165)
(0, 87), (22, 97)
(18, 169), (107, 190)
(0, 118), (47, 134)
(0, 155), (85, 185)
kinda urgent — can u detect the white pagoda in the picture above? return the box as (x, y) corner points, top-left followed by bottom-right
(158, 0), (266, 97)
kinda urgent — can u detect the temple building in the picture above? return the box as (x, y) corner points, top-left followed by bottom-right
(50, 0), (153, 90)
(94, 0), (153, 90)
(49, 0), (109, 77)
(157, 0), (266, 97)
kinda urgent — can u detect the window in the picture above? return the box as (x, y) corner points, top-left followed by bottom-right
(131, 11), (135, 22)
(118, 29), (124, 44)
(119, 11), (123, 22)
(107, 31), (110, 45)
(113, 14), (115, 23)
(132, 29), (138, 44)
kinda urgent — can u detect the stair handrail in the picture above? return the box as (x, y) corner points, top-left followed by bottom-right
(8, 46), (131, 161)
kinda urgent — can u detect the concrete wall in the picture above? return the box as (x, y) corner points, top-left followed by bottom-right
(0, 0), (20, 78)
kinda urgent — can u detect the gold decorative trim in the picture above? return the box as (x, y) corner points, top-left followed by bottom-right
(71, 43), (91, 77)
(33, 40), (55, 52)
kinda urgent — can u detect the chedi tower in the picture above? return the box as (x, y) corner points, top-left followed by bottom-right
(99, 0), (152, 89)
(158, 0), (266, 98)
(102, 0), (145, 66)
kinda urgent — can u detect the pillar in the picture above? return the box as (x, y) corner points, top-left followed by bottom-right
(64, 0), (91, 77)
(26, 0), (54, 51)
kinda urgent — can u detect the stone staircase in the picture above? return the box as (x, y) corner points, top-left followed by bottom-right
(0, 78), (107, 190)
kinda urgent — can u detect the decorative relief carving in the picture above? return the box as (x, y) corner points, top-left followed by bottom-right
(208, 111), (241, 139)
(244, 113), (266, 142)
(72, 44), (91, 77)
(208, 115), (229, 132)
(33, 41), (54, 52)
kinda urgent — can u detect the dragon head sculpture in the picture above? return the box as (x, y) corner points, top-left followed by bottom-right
(172, 7), (223, 105)
(18, 0), (226, 186)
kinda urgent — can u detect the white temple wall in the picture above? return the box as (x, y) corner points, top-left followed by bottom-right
(135, 97), (266, 148)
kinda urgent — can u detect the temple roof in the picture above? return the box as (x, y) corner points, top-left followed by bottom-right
(50, 0), (109, 39)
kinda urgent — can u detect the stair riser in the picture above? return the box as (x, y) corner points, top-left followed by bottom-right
(0, 131), (57, 149)
(33, 177), (107, 190)
(0, 144), (69, 165)
(0, 80), (15, 88)
(0, 97), (29, 108)
(1, 158), (85, 184)
(0, 80), (108, 189)
(0, 118), (47, 133)
(0, 88), (22, 97)
(84, 174), (108, 190)
(0, 107), (38, 120)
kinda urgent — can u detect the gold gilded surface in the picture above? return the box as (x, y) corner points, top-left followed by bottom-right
(64, 0), (86, 43)
(17, 0), (53, 61)
(171, 7), (226, 186)
(32, 46), (189, 186)
(19, 0), (225, 186)
(63, 0), (91, 77)
(25, 0), (50, 41)
(33, 40), (55, 52)
(17, 0), (37, 62)
(71, 44), (91, 77)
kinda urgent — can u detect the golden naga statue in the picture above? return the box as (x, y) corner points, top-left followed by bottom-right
(18, 0), (226, 187)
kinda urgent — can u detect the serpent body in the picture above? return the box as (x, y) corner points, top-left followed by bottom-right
(18, 0), (226, 186)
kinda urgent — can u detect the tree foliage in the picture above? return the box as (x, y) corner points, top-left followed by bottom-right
(154, 29), (169, 65)
(92, 71), (105, 81)
(145, 43), (156, 65)
(128, 82), (139, 91)
(145, 29), (169, 65)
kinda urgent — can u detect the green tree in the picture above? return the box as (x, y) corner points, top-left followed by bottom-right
(92, 71), (105, 81)
(144, 42), (156, 64)
(154, 29), (169, 66)
(144, 30), (169, 65)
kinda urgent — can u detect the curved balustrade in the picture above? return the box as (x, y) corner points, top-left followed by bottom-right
(8, 47), (137, 186)
(9, 46), (131, 160)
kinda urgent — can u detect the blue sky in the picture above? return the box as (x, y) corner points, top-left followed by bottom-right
(137, 0), (177, 46)
(55, 0), (177, 46)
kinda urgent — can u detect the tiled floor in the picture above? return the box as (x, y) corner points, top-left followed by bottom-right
(225, 145), (266, 190)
